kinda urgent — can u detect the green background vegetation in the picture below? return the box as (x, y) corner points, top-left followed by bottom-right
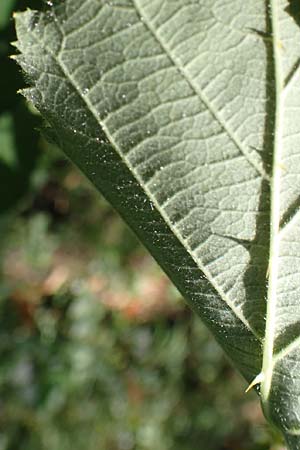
(0, 1), (283, 449)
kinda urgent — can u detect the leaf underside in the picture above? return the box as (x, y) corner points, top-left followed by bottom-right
(13, 1), (300, 447)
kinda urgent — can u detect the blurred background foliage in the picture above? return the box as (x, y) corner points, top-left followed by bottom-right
(0, 1), (284, 449)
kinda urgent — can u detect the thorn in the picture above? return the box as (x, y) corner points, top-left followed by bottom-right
(245, 373), (264, 393)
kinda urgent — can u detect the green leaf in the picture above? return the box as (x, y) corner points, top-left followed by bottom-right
(0, 0), (16, 32)
(13, 1), (300, 447)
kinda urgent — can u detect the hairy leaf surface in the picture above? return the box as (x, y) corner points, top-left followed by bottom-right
(14, 1), (300, 447)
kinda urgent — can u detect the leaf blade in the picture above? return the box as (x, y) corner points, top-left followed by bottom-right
(14, 0), (264, 378)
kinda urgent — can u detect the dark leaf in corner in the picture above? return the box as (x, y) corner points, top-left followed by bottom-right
(285, 0), (300, 28)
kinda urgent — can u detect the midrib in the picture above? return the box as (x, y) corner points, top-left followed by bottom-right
(261, 0), (284, 403)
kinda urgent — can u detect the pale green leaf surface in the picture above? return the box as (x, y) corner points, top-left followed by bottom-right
(13, 1), (300, 447)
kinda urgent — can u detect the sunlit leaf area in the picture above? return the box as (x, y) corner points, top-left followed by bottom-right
(0, 1), (289, 449)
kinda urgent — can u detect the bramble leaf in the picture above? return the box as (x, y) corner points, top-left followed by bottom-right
(13, 1), (300, 447)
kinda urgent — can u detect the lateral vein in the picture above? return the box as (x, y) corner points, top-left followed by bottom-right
(273, 335), (300, 365)
(132, 0), (270, 182)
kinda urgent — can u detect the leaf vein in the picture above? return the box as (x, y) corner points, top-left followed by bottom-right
(132, 0), (269, 181)
(24, 12), (262, 342)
